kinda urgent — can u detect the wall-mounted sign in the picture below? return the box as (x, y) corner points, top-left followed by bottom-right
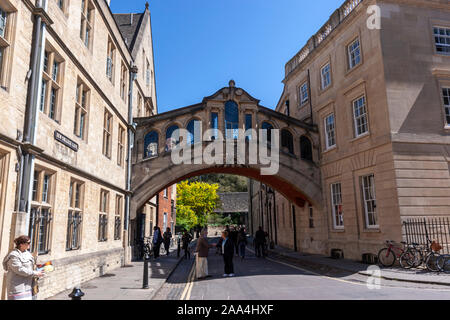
(54, 130), (79, 152)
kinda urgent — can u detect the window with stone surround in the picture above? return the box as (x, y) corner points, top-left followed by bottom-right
(120, 61), (127, 102)
(146, 58), (151, 87)
(74, 79), (89, 141)
(80, 0), (94, 49)
(352, 96), (369, 137)
(299, 82), (308, 106)
(137, 91), (143, 116)
(117, 124), (125, 167)
(442, 87), (450, 126)
(309, 205), (314, 229)
(40, 47), (64, 122)
(361, 174), (378, 229)
(57, 0), (64, 11)
(321, 63), (331, 89)
(347, 38), (361, 70)
(98, 189), (109, 242)
(66, 179), (83, 251)
(102, 109), (112, 158)
(30, 169), (54, 255)
(434, 27), (450, 56)
(106, 37), (115, 83)
(0, 3), (15, 91)
(114, 195), (123, 240)
(281, 129), (294, 155)
(331, 182), (344, 229)
(324, 113), (336, 149)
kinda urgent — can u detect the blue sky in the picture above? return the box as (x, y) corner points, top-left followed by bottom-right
(110, 0), (343, 113)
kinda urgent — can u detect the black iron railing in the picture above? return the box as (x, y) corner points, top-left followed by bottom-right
(403, 218), (450, 254)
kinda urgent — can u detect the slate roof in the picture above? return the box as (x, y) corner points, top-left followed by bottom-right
(214, 193), (249, 214)
(113, 13), (144, 51)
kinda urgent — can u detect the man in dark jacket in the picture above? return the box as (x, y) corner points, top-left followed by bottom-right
(182, 231), (193, 259)
(153, 226), (163, 259)
(222, 231), (235, 277)
(254, 226), (266, 258)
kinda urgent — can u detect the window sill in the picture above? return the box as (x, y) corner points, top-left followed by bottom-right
(345, 61), (363, 77)
(362, 228), (380, 233)
(299, 101), (309, 108)
(322, 145), (337, 154)
(331, 228), (345, 233)
(319, 84), (333, 96)
(349, 132), (370, 143)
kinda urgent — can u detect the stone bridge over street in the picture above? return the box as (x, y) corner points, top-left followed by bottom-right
(130, 81), (323, 218)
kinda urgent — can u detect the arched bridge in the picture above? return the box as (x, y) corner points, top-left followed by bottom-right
(130, 81), (322, 216)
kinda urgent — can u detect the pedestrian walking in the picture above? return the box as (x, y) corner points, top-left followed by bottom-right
(153, 226), (163, 259)
(182, 230), (193, 259)
(195, 229), (214, 279)
(237, 228), (248, 260)
(254, 226), (266, 258)
(2, 236), (44, 300)
(221, 231), (235, 277)
(230, 226), (239, 256)
(163, 227), (172, 256)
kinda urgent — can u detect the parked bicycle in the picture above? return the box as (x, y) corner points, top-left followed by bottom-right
(378, 240), (408, 267)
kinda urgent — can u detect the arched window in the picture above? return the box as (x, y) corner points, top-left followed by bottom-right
(144, 131), (158, 158)
(165, 125), (180, 151)
(187, 119), (201, 145)
(225, 100), (239, 139)
(281, 129), (294, 154)
(261, 122), (274, 143)
(300, 136), (313, 161)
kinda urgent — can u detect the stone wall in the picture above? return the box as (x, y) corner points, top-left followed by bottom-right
(36, 248), (123, 300)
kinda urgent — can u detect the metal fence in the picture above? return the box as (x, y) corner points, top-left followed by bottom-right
(402, 218), (450, 254)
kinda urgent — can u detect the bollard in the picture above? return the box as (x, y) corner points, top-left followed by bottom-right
(68, 287), (85, 300)
(142, 253), (149, 289)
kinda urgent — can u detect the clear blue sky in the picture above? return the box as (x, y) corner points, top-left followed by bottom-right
(110, 0), (343, 113)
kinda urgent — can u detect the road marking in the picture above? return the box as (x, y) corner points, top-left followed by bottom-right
(246, 248), (450, 291)
(180, 260), (196, 300)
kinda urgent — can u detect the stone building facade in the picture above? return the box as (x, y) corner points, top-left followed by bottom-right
(250, 0), (450, 260)
(0, 0), (157, 299)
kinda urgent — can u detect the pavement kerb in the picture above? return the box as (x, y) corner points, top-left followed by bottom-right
(268, 249), (450, 287)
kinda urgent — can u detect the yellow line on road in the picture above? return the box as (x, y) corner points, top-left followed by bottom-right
(180, 259), (196, 300)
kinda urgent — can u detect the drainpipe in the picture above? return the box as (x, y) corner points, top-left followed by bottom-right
(292, 204), (298, 252)
(124, 63), (138, 264)
(16, 0), (48, 238)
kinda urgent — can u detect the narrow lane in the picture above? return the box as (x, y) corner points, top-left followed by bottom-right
(153, 239), (450, 300)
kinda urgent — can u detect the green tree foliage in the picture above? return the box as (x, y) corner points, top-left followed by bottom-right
(176, 181), (220, 231)
(188, 174), (248, 193)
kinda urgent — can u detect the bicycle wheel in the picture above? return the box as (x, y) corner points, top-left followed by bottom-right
(399, 249), (419, 269)
(437, 255), (450, 273)
(378, 248), (396, 267)
(425, 252), (440, 272)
